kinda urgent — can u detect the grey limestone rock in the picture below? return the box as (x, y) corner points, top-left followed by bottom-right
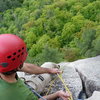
(85, 91), (100, 100)
(68, 56), (100, 97)
(58, 63), (83, 100)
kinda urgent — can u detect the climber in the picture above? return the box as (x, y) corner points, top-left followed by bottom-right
(0, 34), (70, 100)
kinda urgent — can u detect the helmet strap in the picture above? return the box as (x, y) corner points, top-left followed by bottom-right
(2, 69), (18, 76)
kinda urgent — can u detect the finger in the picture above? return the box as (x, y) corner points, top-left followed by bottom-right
(52, 68), (62, 74)
(55, 69), (63, 73)
(65, 91), (70, 97)
(56, 70), (62, 74)
(59, 90), (70, 97)
(61, 96), (68, 100)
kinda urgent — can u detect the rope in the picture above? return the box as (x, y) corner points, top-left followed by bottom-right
(57, 73), (73, 100)
(46, 73), (73, 100)
(46, 76), (58, 96)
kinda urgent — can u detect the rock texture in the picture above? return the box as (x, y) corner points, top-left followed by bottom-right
(58, 63), (83, 100)
(41, 62), (60, 68)
(42, 62), (83, 100)
(68, 56), (100, 97)
(85, 91), (100, 100)
(17, 56), (100, 100)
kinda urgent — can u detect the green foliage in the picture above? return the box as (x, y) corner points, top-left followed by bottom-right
(91, 27), (100, 56)
(0, 0), (23, 12)
(61, 22), (76, 46)
(81, 1), (100, 21)
(62, 47), (80, 61)
(14, 8), (30, 31)
(92, 36), (100, 55)
(25, 32), (37, 50)
(29, 44), (42, 57)
(76, 29), (96, 56)
(28, 34), (50, 57)
(37, 34), (50, 45)
(70, 2), (83, 15)
(32, 45), (64, 65)
(71, 14), (85, 32)
(0, 0), (99, 63)
(48, 36), (61, 48)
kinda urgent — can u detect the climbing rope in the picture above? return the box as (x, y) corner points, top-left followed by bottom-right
(46, 72), (73, 100)
(57, 73), (73, 100)
(46, 76), (58, 96)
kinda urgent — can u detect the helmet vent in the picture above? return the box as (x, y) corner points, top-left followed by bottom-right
(22, 47), (24, 50)
(17, 55), (20, 58)
(18, 49), (21, 52)
(12, 58), (15, 61)
(13, 52), (16, 55)
(7, 55), (11, 59)
(21, 52), (24, 55)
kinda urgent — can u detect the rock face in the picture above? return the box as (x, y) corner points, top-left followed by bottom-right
(41, 62), (60, 68)
(58, 63), (83, 100)
(41, 62), (82, 100)
(17, 56), (100, 100)
(85, 91), (100, 100)
(68, 56), (100, 97)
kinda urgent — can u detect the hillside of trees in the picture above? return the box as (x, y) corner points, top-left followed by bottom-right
(0, 0), (100, 65)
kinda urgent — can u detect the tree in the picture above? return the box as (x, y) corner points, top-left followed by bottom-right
(0, 0), (23, 12)
(14, 8), (30, 31)
(80, 1), (100, 21)
(61, 22), (76, 46)
(62, 46), (80, 61)
(71, 14), (85, 32)
(48, 36), (61, 48)
(0, 0), (99, 62)
(92, 36), (100, 55)
(25, 32), (37, 50)
(28, 44), (42, 57)
(77, 29), (96, 56)
(70, 2), (83, 15)
(32, 45), (64, 65)
(28, 34), (50, 57)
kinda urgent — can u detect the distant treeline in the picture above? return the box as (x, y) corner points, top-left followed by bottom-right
(0, 0), (100, 65)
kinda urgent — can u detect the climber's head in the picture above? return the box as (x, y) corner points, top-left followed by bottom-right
(0, 34), (27, 75)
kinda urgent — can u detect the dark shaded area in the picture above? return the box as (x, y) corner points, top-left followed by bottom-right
(0, 0), (23, 12)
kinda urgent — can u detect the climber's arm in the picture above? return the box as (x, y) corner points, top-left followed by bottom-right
(39, 90), (70, 100)
(18, 63), (61, 74)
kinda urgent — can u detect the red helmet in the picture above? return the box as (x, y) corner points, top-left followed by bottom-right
(0, 34), (28, 73)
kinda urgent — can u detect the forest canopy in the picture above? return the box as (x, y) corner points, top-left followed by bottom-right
(0, 0), (100, 65)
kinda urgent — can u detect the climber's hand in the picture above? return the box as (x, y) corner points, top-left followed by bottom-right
(57, 90), (70, 100)
(48, 68), (62, 74)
